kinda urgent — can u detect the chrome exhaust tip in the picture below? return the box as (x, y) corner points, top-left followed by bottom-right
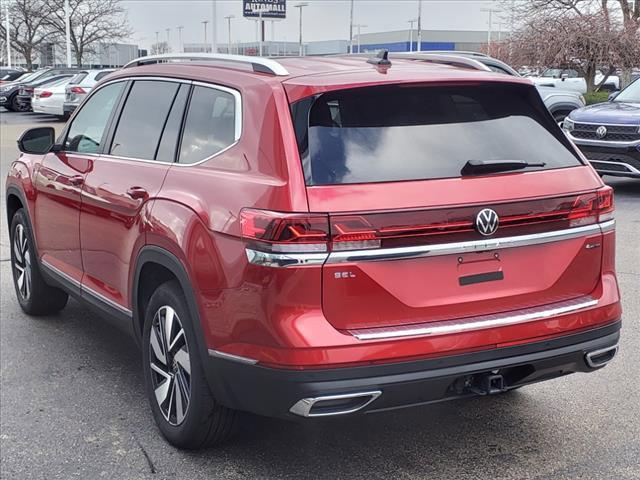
(585, 344), (618, 369)
(289, 390), (382, 418)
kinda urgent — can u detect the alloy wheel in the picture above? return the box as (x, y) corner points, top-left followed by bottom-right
(13, 224), (32, 301)
(149, 305), (192, 426)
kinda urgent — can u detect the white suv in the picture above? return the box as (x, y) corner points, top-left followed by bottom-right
(63, 69), (115, 117)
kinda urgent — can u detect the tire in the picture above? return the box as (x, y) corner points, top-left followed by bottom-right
(142, 280), (236, 449)
(9, 209), (68, 315)
(11, 95), (28, 112)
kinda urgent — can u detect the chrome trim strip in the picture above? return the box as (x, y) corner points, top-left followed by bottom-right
(599, 219), (616, 233)
(327, 223), (603, 264)
(573, 120), (640, 127)
(585, 344), (618, 368)
(289, 391), (382, 417)
(41, 260), (132, 317)
(82, 283), (133, 317)
(41, 260), (81, 287)
(351, 298), (599, 341)
(588, 159), (640, 175)
(567, 131), (640, 147)
(208, 349), (258, 365)
(245, 248), (328, 268)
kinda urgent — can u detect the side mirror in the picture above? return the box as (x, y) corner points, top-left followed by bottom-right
(561, 73), (569, 80)
(17, 127), (55, 154)
(608, 91), (620, 101)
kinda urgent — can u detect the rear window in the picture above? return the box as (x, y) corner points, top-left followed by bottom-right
(291, 83), (583, 186)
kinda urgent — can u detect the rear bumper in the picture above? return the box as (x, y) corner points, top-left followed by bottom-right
(205, 321), (620, 419)
(63, 102), (77, 115)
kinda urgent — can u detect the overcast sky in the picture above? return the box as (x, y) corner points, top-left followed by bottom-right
(122, 0), (507, 50)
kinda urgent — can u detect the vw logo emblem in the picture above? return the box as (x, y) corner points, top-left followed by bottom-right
(596, 126), (607, 139)
(476, 208), (499, 236)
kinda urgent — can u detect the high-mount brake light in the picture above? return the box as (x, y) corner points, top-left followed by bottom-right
(240, 209), (329, 253)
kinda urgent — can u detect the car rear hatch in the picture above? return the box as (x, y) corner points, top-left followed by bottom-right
(289, 80), (611, 332)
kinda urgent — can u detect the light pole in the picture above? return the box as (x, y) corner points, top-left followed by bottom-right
(348, 0), (354, 54)
(354, 24), (367, 53)
(155, 31), (160, 53)
(4, 0), (11, 68)
(294, 2), (308, 56)
(408, 19), (417, 52)
(64, 0), (71, 66)
(177, 26), (184, 53)
(211, 0), (217, 54)
(165, 28), (170, 51)
(417, 0), (422, 52)
(202, 20), (209, 51)
(481, 7), (501, 55)
(224, 15), (234, 54)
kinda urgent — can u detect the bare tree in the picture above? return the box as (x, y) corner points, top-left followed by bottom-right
(0, 0), (54, 69)
(504, 0), (640, 89)
(150, 41), (171, 56)
(46, 0), (131, 66)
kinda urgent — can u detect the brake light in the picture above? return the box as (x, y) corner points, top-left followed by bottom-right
(240, 209), (329, 253)
(39, 91), (52, 98)
(568, 186), (614, 227)
(70, 86), (85, 94)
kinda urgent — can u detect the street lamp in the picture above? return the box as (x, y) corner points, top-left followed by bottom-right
(408, 19), (417, 52)
(4, 0), (11, 68)
(224, 15), (235, 54)
(294, 2), (308, 56)
(202, 20), (209, 52)
(417, 0), (422, 51)
(177, 26), (184, 53)
(480, 7), (502, 55)
(354, 24), (367, 53)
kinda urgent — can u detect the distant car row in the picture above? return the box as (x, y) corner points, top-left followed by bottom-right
(0, 67), (114, 118)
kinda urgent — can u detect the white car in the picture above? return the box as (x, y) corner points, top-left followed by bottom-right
(31, 77), (73, 117)
(530, 68), (620, 94)
(63, 69), (115, 116)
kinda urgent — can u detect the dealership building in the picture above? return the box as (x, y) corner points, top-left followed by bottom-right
(353, 29), (505, 53)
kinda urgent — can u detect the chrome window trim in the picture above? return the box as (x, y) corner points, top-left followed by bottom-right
(351, 297), (599, 341)
(245, 222), (612, 268)
(326, 222), (604, 264)
(572, 120), (640, 127)
(79, 76), (242, 167)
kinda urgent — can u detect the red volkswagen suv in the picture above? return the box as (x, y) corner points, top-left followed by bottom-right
(6, 52), (621, 449)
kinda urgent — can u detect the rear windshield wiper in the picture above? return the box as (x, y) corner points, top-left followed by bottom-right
(461, 159), (547, 176)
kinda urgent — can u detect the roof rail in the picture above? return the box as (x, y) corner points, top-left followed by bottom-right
(420, 50), (489, 58)
(122, 53), (290, 76)
(391, 52), (492, 72)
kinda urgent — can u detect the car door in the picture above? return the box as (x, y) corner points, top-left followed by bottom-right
(79, 79), (190, 314)
(33, 80), (126, 285)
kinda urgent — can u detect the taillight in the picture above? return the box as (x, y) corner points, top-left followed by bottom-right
(240, 209), (329, 253)
(39, 91), (52, 98)
(70, 86), (85, 94)
(568, 186), (614, 227)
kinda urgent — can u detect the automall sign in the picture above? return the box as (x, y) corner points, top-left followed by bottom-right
(243, 0), (286, 19)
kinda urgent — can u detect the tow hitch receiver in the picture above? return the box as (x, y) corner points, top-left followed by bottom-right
(467, 373), (508, 395)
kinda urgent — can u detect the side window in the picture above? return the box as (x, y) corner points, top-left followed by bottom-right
(155, 84), (189, 163)
(94, 71), (112, 82)
(110, 80), (180, 160)
(178, 85), (238, 165)
(64, 81), (125, 154)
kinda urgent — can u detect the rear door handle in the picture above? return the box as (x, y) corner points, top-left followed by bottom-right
(126, 186), (148, 200)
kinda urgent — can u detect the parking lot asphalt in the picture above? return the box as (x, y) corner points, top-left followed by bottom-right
(1, 109), (639, 480)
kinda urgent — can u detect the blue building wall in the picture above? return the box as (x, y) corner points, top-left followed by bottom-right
(358, 41), (456, 52)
